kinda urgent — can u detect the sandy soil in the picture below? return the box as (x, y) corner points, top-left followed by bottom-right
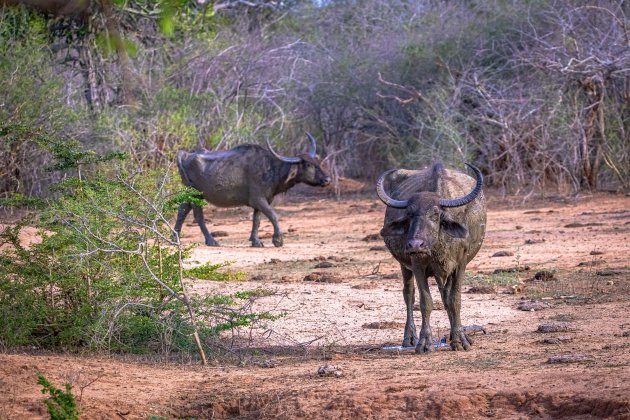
(1, 189), (630, 419)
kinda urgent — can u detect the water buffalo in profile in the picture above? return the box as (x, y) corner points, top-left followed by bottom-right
(174, 132), (331, 247)
(376, 162), (486, 352)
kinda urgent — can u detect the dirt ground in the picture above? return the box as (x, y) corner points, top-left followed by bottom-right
(1, 188), (630, 419)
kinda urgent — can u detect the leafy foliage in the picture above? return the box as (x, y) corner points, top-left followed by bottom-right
(37, 374), (79, 420)
(0, 144), (280, 355)
(184, 261), (246, 281)
(3, 1), (629, 195)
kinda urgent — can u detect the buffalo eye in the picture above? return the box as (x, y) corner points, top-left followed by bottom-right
(440, 213), (468, 239)
(382, 216), (409, 236)
(428, 207), (440, 222)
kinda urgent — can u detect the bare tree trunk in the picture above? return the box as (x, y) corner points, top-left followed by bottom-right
(579, 75), (605, 190)
(82, 39), (102, 110)
(177, 246), (208, 365)
(99, 0), (135, 106)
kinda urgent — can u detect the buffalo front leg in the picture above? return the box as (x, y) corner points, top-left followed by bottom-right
(251, 198), (283, 247)
(401, 266), (418, 347)
(444, 265), (472, 351)
(249, 209), (263, 247)
(413, 266), (434, 354)
(192, 205), (219, 246)
(173, 203), (192, 243)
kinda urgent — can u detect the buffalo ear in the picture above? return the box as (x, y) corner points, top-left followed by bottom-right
(440, 214), (468, 239)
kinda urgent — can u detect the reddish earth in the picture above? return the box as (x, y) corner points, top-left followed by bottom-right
(1, 188), (630, 419)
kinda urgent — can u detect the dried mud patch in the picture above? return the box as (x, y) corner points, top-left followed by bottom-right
(176, 378), (630, 420)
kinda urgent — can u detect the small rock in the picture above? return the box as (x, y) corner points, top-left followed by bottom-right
(211, 230), (229, 237)
(596, 269), (620, 277)
(515, 225), (523, 230)
(491, 251), (514, 257)
(303, 272), (342, 283)
(362, 233), (381, 242)
(314, 261), (334, 268)
(467, 285), (496, 294)
(547, 354), (593, 364)
(517, 300), (551, 311)
(534, 271), (555, 281)
(524, 238), (546, 245)
(269, 258), (281, 264)
(543, 336), (573, 344)
(564, 222), (604, 228)
(317, 364), (343, 377)
(537, 322), (578, 333)
(622, 331), (630, 337)
(590, 250), (604, 255)
(463, 324), (487, 335)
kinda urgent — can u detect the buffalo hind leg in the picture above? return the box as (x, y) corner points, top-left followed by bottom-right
(251, 198), (283, 247)
(173, 203), (192, 243)
(192, 205), (218, 246)
(413, 267), (434, 354)
(401, 266), (418, 347)
(249, 209), (263, 247)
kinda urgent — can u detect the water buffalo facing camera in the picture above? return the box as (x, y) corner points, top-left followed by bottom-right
(376, 162), (486, 353)
(174, 132), (331, 247)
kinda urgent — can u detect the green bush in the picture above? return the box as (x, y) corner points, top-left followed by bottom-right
(37, 374), (79, 420)
(0, 148), (280, 356)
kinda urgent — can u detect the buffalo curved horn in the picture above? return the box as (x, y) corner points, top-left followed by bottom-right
(376, 169), (409, 209)
(266, 139), (302, 164)
(305, 132), (317, 158)
(438, 163), (483, 208)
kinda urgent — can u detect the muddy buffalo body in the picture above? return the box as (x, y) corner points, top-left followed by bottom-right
(174, 133), (331, 247)
(376, 162), (486, 353)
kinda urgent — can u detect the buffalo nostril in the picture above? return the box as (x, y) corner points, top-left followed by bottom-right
(405, 239), (425, 253)
(322, 177), (331, 186)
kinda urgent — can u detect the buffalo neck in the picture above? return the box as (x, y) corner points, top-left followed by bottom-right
(273, 161), (301, 195)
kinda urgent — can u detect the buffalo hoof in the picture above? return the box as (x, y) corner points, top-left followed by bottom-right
(205, 239), (220, 247)
(251, 240), (264, 248)
(450, 330), (473, 351)
(402, 336), (417, 348)
(272, 235), (283, 247)
(415, 335), (434, 354)
(402, 329), (417, 347)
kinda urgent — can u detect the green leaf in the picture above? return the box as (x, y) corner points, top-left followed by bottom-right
(123, 38), (138, 57)
(159, 15), (175, 37)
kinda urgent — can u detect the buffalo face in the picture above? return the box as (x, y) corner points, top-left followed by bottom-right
(297, 155), (331, 187)
(383, 192), (469, 257)
(267, 132), (331, 187)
